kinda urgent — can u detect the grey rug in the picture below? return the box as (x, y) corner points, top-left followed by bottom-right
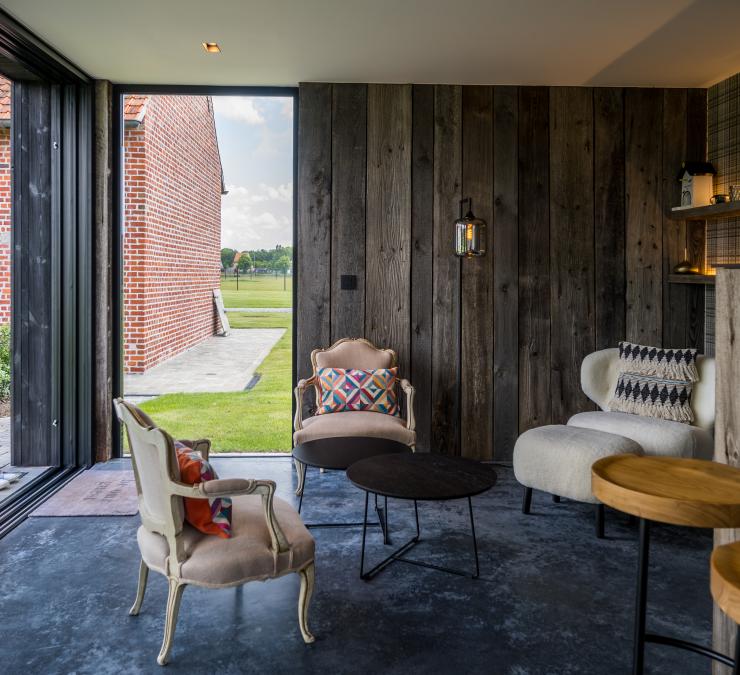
(30, 469), (138, 517)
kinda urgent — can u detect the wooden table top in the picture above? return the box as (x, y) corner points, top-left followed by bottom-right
(346, 453), (497, 501)
(711, 541), (740, 624)
(292, 436), (411, 470)
(591, 455), (740, 528)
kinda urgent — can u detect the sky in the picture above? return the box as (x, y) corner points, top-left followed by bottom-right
(212, 96), (293, 252)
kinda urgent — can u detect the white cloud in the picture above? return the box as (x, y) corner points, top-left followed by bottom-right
(221, 182), (292, 251)
(212, 97), (265, 125)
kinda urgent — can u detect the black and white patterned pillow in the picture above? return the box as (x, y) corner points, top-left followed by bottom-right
(609, 342), (699, 423)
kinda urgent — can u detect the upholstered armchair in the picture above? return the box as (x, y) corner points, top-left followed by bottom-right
(114, 399), (316, 666)
(568, 348), (716, 459)
(293, 338), (416, 493)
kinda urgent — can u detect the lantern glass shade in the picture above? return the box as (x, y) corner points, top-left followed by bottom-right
(454, 212), (486, 257)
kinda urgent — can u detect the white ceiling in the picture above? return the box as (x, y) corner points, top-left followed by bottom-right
(3, 0), (740, 87)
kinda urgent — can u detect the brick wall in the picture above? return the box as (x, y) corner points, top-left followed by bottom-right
(123, 95), (222, 373)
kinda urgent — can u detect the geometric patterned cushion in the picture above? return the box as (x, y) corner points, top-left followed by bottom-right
(175, 441), (233, 538)
(316, 367), (400, 416)
(609, 373), (694, 424)
(617, 341), (699, 382)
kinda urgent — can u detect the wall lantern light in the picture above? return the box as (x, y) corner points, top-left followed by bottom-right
(454, 197), (487, 258)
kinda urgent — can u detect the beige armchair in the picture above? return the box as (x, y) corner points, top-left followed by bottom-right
(114, 399), (316, 666)
(293, 338), (416, 493)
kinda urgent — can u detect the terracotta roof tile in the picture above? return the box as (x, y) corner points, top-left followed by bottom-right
(0, 76), (11, 121)
(124, 94), (149, 123)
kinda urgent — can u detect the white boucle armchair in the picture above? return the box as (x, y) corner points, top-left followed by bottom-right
(568, 348), (716, 459)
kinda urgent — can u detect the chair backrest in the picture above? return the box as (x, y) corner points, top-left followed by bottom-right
(113, 399), (185, 542)
(311, 338), (396, 372)
(580, 348), (716, 433)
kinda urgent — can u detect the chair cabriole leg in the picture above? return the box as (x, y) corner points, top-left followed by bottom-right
(298, 562), (316, 644)
(294, 459), (306, 497)
(129, 558), (149, 616)
(157, 578), (186, 666)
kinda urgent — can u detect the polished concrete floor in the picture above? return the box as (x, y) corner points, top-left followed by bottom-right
(0, 457), (713, 674)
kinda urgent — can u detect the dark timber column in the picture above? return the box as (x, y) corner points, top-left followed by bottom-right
(11, 82), (58, 466)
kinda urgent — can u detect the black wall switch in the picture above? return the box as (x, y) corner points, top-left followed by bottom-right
(340, 274), (357, 290)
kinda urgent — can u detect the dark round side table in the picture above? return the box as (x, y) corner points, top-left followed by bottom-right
(292, 436), (411, 539)
(347, 453), (497, 580)
(592, 454), (740, 675)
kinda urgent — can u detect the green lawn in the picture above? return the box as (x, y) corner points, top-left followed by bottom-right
(140, 312), (293, 451)
(220, 274), (292, 308)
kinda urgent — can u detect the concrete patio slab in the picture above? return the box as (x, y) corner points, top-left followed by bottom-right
(124, 328), (284, 396)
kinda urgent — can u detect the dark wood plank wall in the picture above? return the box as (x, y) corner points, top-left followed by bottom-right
(298, 83), (706, 460)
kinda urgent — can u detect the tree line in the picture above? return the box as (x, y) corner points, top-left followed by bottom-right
(221, 245), (292, 274)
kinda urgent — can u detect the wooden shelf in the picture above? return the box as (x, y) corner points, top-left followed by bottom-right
(669, 202), (740, 221)
(668, 274), (716, 285)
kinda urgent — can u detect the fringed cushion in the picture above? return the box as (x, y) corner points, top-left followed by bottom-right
(617, 341), (699, 382)
(609, 373), (694, 423)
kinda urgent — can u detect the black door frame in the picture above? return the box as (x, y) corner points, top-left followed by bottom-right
(110, 84), (298, 457)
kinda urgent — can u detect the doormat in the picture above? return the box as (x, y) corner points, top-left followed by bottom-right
(30, 470), (139, 517)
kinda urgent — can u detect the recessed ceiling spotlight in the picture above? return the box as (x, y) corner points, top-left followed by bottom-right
(202, 42), (221, 53)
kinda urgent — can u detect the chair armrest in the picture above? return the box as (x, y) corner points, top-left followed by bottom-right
(294, 376), (317, 431)
(169, 478), (289, 553)
(178, 438), (211, 460)
(400, 379), (415, 431)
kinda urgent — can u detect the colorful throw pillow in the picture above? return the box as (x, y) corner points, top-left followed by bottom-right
(616, 341), (699, 382)
(609, 342), (699, 423)
(316, 367), (400, 416)
(174, 441), (232, 538)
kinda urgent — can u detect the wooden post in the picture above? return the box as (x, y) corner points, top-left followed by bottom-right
(713, 267), (740, 674)
(94, 80), (114, 463)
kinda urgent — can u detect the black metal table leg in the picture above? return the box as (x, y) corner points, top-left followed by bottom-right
(468, 497), (480, 579)
(633, 518), (650, 675)
(734, 624), (740, 675)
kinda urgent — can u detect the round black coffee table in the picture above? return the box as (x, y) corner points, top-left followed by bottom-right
(292, 436), (411, 538)
(347, 453), (497, 580)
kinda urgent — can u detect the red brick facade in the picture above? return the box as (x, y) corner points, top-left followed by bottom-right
(123, 95), (223, 373)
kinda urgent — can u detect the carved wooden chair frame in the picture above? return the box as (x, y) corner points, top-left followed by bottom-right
(114, 398), (315, 665)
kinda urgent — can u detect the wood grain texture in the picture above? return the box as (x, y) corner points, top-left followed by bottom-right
(625, 88), (663, 346)
(592, 454), (740, 528)
(461, 86), (493, 461)
(410, 85), (434, 452)
(365, 84), (412, 376)
(94, 80), (114, 463)
(331, 84), (367, 342)
(432, 85), (462, 455)
(549, 87), (595, 423)
(662, 88), (689, 348)
(297, 83), (332, 416)
(518, 87), (551, 433)
(713, 268), (740, 674)
(594, 87), (625, 349)
(492, 86), (519, 461)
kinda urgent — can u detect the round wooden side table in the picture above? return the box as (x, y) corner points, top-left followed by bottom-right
(711, 541), (740, 675)
(591, 454), (740, 675)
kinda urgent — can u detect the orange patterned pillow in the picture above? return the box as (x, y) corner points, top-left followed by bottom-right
(175, 442), (232, 538)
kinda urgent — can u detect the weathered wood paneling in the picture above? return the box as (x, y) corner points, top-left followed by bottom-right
(297, 83), (332, 415)
(492, 86), (519, 461)
(594, 87), (626, 350)
(331, 84), (367, 341)
(431, 85), (462, 455)
(365, 84), (412, 376)
(625, 88), (663, 346)
(461, 86), (493, 460)
(662, 88), (689, 347)
(549, 87), (595, 423)
(713, 268), (740, 675)
(518, 87), (551, 432)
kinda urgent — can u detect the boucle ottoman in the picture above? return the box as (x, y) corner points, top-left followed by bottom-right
(513, 424), (642, 537)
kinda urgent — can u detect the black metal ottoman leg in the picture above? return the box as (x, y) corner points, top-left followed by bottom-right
(633, 518), (651, 675)
(595, 503), (605, 539)
(522, 487), (533, 514)
(552, 495), (561, 503)
(734, 624), (740, 675)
